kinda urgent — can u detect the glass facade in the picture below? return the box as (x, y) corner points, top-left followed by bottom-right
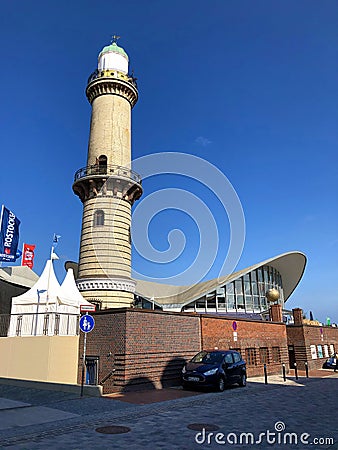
(182, 265), (284, 314)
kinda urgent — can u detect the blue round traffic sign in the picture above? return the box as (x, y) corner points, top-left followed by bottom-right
(79, 314), (95, 333)
(232, 321), (237, 331)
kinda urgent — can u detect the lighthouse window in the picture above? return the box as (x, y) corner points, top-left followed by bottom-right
(94, 210), (104, 227)
(97, 155), (107, 175)
(98, 155), (107, 166)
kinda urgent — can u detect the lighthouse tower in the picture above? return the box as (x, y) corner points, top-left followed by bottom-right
(73, 38), (142, 309)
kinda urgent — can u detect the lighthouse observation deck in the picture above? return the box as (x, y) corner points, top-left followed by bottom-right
(74, 164), (142, 184)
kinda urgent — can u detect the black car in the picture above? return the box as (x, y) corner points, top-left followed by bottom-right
(323, 357), (337, 369)
(182, 350), (246, 392)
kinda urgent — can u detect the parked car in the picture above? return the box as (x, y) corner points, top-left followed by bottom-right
(323, 357), (337, 370)
(182, 350), (246, 392)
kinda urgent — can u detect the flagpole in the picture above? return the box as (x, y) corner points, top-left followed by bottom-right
(46, 244), (54, 308)
(21, 243), (24, 266)
(0, 205), (4, 225)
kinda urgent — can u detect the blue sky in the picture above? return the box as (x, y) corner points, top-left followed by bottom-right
(1, 0), (337, 321)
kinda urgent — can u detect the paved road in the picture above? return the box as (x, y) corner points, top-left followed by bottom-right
(0, 373), (337, 449)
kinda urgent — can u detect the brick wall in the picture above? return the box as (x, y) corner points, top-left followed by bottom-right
(78, 310), (127, 393)
(201, 315), (288, 377)
(78, 309), (290, 393)
(78, 308), (201, 393)
(122, 309), (201, 390)
(287, 324), (338, 370)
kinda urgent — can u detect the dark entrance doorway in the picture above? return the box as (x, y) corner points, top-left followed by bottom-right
(85, 356), (99, 385)
(288, 345), (296, 368)
(98, 155), (107, 174)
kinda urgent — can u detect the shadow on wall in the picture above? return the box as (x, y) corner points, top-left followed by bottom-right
(161, 357), (186, 388)
(0, 315), (10, 337)
(121, 377), (157, 392)
(120, 357), (187, 392)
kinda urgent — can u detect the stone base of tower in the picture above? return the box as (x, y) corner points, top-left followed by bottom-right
(79, 289), (134, 309)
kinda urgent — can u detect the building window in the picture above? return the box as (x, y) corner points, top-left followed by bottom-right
(257, 267), (263, 282)
(225, 282), (236, 310)
(94, 210), (104, 227)
(206, 292), (216, 310)
(317, 345), (323, 358)
(196, 297), (206, 309)
(310, 345), (317, 359)
(263, 266), (269, 283)
(253, 296), (260, 310)
(245, 348), (257, 365)
(271, 347), (281, 363)
(260, 347), (269, 364)
(235, 279), (245, 310)
(245, 295), (253, 312)
(217, 294), (226, 309)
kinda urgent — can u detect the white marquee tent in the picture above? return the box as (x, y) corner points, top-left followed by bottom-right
(8, 259), (93, 336)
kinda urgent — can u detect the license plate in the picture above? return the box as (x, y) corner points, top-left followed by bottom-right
(188, 377), (200, 382)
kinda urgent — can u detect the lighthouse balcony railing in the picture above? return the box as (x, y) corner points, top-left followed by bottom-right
(74, 164), (142, 184)
(87, 69), (138, 88)
(0, 313), (80, 337)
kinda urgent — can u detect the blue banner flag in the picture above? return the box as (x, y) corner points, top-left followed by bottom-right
(53, 234), (61, 244)
(0, 205), (21, 262)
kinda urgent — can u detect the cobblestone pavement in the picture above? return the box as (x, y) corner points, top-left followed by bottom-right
(0, 373), (337, 449)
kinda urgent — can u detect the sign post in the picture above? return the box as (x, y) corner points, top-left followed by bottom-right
(232, 321), (238, 342)
(79, 313), (95, 397)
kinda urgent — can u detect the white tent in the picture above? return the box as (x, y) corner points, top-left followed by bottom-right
(8, 260), (93, 336)
(58, 268), (92, 313)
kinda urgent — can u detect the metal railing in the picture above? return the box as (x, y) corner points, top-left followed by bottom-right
(87, 69), (138, 88)
(0, 313), (80, 337)
(74, 164), (142, 184)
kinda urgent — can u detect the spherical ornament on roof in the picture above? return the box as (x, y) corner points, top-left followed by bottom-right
(265, 288), (280, 303)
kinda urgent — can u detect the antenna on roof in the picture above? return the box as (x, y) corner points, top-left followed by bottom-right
(111, 34), (121, 44)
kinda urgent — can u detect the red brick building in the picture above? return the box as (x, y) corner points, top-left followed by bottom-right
(286, 308), (337, 371)
(78, 307), (289, 394)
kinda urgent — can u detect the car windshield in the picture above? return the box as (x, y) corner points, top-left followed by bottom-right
(191, 351), (224, 365)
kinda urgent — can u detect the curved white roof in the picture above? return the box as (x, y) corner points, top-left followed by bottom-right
(135, 251), (306, 307)
(0, 266), (38, 288)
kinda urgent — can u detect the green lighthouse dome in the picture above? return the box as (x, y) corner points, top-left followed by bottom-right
(99, 42), (129, 61)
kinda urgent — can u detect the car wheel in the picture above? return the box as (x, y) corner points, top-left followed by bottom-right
(217, 376), (225, 392)
(239, 373), (246, 387)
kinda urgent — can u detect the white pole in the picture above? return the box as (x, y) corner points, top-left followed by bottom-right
(0, 205), (4, 229)
(34, 289), (40, 336)
(21, 243), (24, 266)
(80, 313), (88, 397)
(46, 245), (54, 307)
